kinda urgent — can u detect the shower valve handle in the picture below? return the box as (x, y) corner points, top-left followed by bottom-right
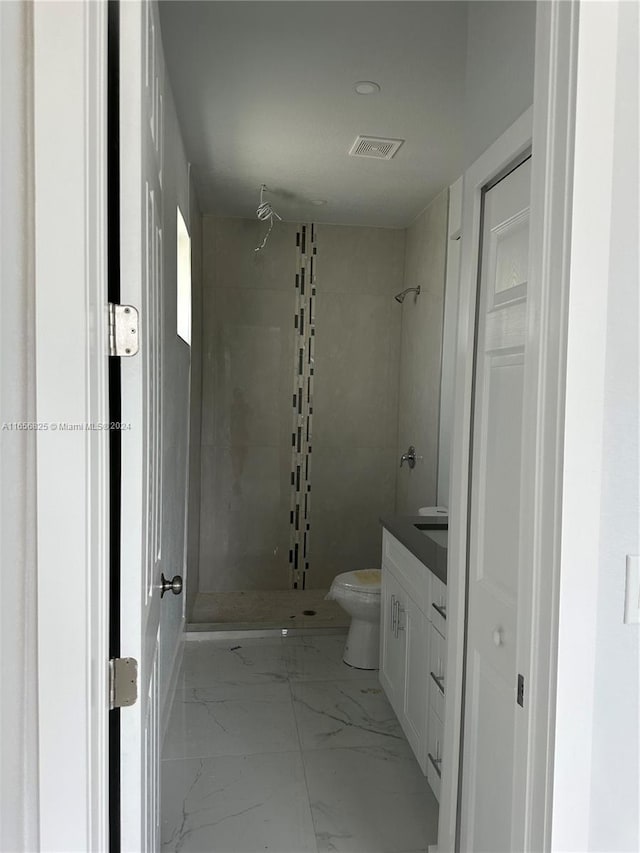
(400, 446), (417, 469)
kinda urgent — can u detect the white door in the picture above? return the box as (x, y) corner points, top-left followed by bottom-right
(119, 1), (165, 849)
(459, 157), (532, 852)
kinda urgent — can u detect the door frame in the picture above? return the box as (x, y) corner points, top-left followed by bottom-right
(33, 1), (110, 850)
(30, 1), (621, 851)
(438, 3), (580, 851)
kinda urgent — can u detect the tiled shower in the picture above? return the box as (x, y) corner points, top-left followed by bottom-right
(190, 193), (447, 625)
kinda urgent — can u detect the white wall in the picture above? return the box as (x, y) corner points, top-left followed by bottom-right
(553, 2), (639, 850)
(0, 3), (39, 849)
(464, 1), (536, 166)
(585, 2), (639, 847)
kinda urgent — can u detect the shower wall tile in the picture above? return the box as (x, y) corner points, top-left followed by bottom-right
(395, 190), (448, 515)
(198, 445), (291, 592)
(199, 216), (297, 592)
(203, 217), (298, 291)
(198, 217), (406, 594)
(306, 446), (397, 589)
(309, 224), (405, 589)
(315, 225), (406, 295)
(200, 287), (294, 448)
(313, 292), (401, 449)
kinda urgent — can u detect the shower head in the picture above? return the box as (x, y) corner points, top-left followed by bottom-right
(394, 286), (421, 304)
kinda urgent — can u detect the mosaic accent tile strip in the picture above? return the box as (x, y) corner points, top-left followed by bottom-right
(289, 224), (316, 588)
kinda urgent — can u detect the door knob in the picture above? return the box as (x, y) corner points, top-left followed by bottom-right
(161, 573), (183, 598)
(493, 628), (504, 647)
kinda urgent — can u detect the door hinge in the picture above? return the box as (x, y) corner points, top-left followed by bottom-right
(108, 303), (139, 357)
(517, 673), (525, 708)
(109, 657), (138, 710)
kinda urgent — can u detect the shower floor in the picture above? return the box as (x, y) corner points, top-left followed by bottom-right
(190, 589), (350, 632)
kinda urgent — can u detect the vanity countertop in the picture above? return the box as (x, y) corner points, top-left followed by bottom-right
(379, 515), (448, 585)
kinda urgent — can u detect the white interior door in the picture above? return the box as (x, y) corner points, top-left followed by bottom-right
(459, 157), (532, 852)
(119, 1), (165, 849)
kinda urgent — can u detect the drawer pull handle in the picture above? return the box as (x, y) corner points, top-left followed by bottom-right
(427, 752), (442, 778)
(391, 594), (397, 632)
(430, 671), (445, 694)
(432, 602), (447, 620)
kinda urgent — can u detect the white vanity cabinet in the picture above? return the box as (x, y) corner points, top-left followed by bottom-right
(379, 528), (447, 800)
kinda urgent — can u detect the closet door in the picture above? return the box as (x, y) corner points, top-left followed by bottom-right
(459, 156), (532, 853)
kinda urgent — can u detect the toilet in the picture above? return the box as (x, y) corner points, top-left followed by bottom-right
(326, 569), (382, 669)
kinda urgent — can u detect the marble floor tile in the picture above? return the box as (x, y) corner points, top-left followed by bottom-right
(283, 635), (374, 682)
(163, 682), (299, 760)
(161, 752), (317, 853)
(178, 639), (288, 689)
(303, 743), (438, 853)
(162, 636), (437, 853)
(292, 678), (404, 751)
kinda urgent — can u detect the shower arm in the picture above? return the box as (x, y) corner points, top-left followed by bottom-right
(394, 286), (421, 303)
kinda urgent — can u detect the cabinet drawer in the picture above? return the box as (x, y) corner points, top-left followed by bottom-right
(428, 623), (446, 722)
(429, 573), (447, 638)
(426, 706), (444, 802)
(382, 530), (429, 612)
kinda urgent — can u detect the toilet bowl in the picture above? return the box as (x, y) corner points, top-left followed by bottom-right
(326, 569), (381, 669)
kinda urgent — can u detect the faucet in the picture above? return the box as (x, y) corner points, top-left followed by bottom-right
(400, 446), (417, 469)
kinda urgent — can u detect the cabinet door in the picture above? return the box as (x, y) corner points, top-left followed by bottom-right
(379, 568), (406, 719)
(401, 598), (429, 773)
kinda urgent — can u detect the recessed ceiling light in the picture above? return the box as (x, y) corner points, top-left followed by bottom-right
(354, 81), (380, 95)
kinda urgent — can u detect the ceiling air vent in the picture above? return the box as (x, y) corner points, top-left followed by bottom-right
(348, 135), (404, 160)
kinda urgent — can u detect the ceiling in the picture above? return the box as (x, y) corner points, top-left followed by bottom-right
(159, 2), (469, 228)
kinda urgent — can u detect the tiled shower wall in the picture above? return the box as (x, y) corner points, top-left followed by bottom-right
(199, 218), (298, 592)
(395, 190), (448, 514)
(198, 217), (405, 592)
(309, 226), (405, 588)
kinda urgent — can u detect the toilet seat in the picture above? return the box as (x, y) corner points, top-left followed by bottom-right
(331, 569), (381, 595)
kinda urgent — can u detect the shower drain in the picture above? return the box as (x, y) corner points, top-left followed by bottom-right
(289, 609), (317, 619)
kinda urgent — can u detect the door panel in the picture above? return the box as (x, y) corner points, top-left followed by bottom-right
(464, 651), (516, 853)
(460, 157), (531, 853)
(119, 1), (165, 849)
(475, 353), (524, 606)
